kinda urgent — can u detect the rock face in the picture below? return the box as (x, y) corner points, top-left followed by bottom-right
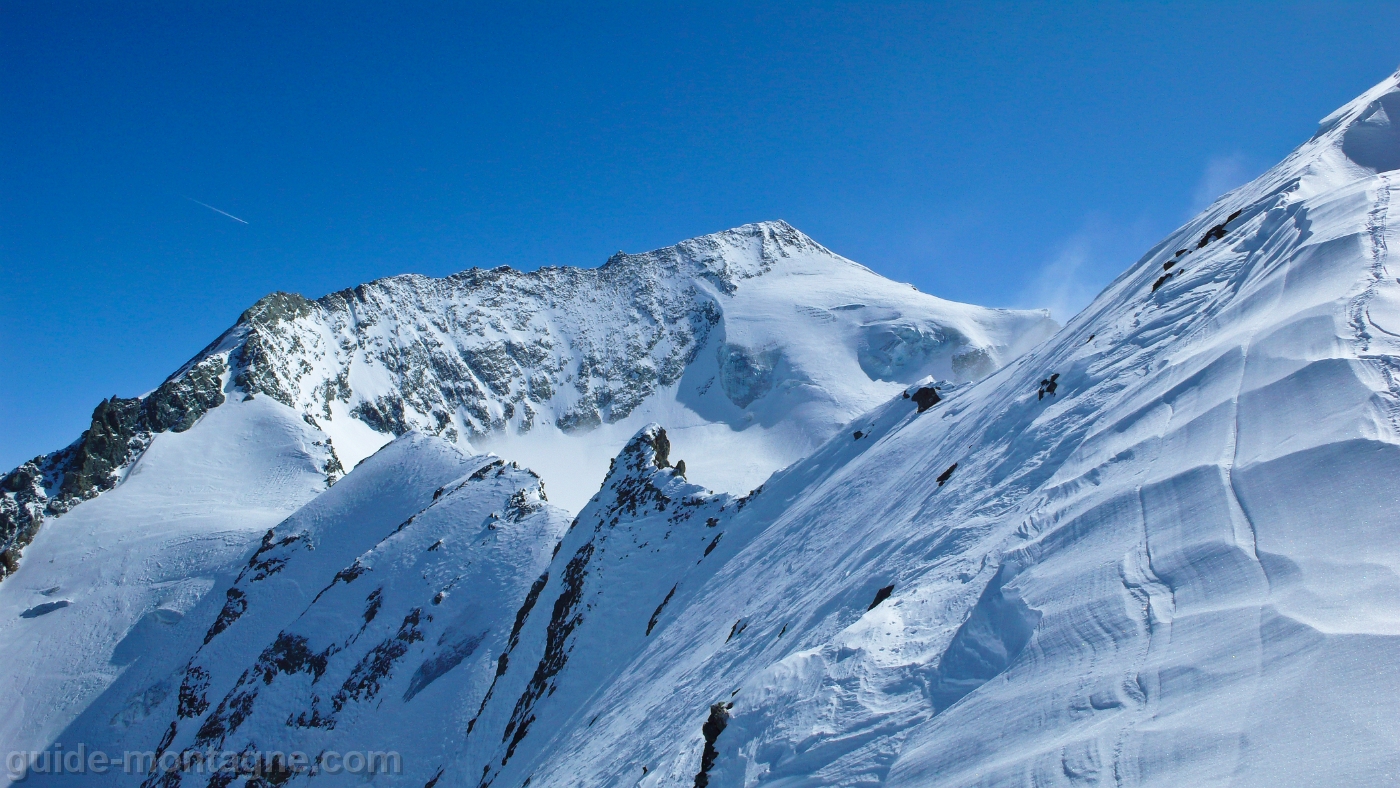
(0, 220), (1057, 578)
(218, 221), (1047, 448)
(119, 436), (571, 788)
(211, 221), (1054, 499)
(0, 355), (227, 579)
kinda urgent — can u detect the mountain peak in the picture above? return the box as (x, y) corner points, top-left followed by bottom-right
(600, 219), (836, 288)
(0, 220), (1056, 584)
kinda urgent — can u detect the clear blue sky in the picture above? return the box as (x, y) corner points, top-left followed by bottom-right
(3, 2), (1398, 469)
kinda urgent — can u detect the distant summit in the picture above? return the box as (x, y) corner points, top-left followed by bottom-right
(1, 220), (1056, 575)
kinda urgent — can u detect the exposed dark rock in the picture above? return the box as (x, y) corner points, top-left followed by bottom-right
(322, 439), (344, 484)
(725, 619), (748, 643)
(469, 459), (506, 482)
(62, 354), (229, 503)
(500, 541), (594, 764)
(646, 584), (678, 636)
(651, 428), (672, 469)
(262, 632), (333, 685)
(1196, 209), (1244, 249)
(867, 584), (895, 611)
(231, 292), (316, 406)
(937, 464), (958, 487)
(333, 561), (367, 585)
(734, 484), (763, 511)
(853, 431), (864, 440)
(602, 429), (675, 524)
(204, 587), (248, 644)
(333, 609), (425, 712)
(510, 573), (551, 651)
(177, 666), (211, 718)
(911, 386), (941, 413)
(244, 530), (302, 584)
(693, 701), (732, 788)
(363, 588), (384, 623)
(0, 460), (46, 578)
(351, 395), (411, 436)
(1, 354), (228, 582)
(193, 633), (337, 748)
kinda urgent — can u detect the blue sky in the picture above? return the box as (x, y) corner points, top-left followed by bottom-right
(2, 1), (1398, 469)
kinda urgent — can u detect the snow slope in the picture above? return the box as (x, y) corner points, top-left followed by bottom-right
(10, 67), (1400, 788)
(0, 222), (1052, 777)
(0, 397), (329, 764)
(489, 70), (1400, 787)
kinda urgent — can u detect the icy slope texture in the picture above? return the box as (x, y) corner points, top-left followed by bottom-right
(490, 71), (1400, 787)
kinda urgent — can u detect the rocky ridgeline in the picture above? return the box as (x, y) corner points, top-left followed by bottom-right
(0, 355), (228, 578)
(1, 220), (1047, 581)
(0, 223), (803, 580)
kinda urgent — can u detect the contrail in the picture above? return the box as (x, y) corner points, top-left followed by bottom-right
(184, 196), (249, 225)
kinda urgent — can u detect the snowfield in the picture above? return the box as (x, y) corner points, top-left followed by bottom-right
(3, 69), (1400, 787)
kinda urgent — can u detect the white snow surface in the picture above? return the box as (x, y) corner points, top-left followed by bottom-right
(212, 219), (1056, 511)
(0, 397), (330, 763)
(5, 69), (1400, 788)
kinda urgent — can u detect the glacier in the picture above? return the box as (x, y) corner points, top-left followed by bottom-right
(3, 68), (1400, 787)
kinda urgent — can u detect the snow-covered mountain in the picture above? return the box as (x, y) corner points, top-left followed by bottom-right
(1, 220), (1054, 541)
(0, 221), (1054, 771)
(6, 68), (1400, 788)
